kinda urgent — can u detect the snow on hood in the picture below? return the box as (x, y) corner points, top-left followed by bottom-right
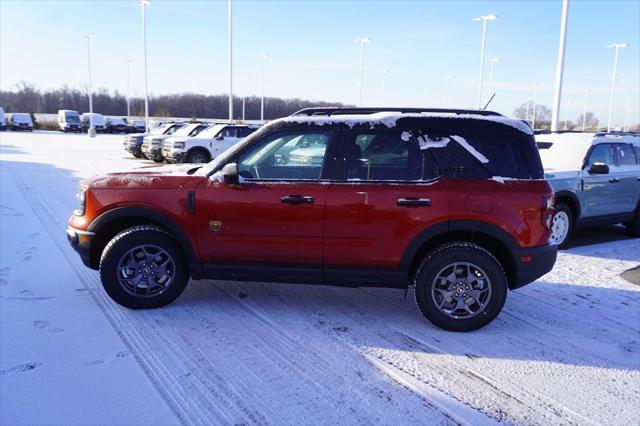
(86, 164), (202, 189)
(282, 112), (533, 135)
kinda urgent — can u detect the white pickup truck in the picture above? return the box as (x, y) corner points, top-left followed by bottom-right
(162, 124), (259, 163)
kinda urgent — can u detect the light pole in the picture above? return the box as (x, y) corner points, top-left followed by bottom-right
(582, 89), (590, 131)
(472, 14), (497, 109)
(532, 83), (539, 129)
(228, 0), (233, 123)
(139, 0), (150, 132)
(551, 0), (569, 131)
(83, 33), (95, 138)
(487, 57), (500, 97)
(623, 95), (630, 132)
(258, 54), (268, 123)
(126, 59), (132, 118)
(354, 37), (371, 106)
(380, 69), (389, 107)
(444, 74), (453, 107)
(606, 42), (629, 132)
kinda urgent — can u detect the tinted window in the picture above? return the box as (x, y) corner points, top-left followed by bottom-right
(342, 129), (437, 181)
(220, 127), (237, 138)
(587, 144), (614, 166)
(614, 144), (637, 166)
(237, 131), (330, 181)
(238, 127), (256, 138)
(164, 124), (183, 135)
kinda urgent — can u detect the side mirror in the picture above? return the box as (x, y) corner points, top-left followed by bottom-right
(589, 162), (609, 174)
(221, 162), (239, 185)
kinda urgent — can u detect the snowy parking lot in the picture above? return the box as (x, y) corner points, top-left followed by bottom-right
(1, 131), (639, 425)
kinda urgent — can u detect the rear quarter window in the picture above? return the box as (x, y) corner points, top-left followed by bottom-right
(422, 130), (541, 179)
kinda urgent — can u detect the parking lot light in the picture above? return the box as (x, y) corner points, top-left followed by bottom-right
(487, 57), (500, 97)
(126, 59), (133, 118)
(83, 33), (95, 138)
(354, 37), (371, 106)
(258, 54), (269, 123)
(532, 83), (539, 129)
(551, 0), (569, 132)
(472, 14), (497, 109)
(228, 0), (233, 123)
(582, 89), (590, 131)
(139, 0), (150, 133)
(606, 42), (629, 132)
(242, 73), (250, 121)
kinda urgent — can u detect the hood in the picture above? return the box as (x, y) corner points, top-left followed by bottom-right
(84, 164), (204, 189)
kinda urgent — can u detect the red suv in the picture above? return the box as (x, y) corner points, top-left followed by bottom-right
(67, 108), (556, 331)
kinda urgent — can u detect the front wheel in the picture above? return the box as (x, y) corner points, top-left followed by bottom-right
(99, 226), (189, 309)
(550, 203), (573, 248)
(413, 242), (508, 332)
(186, 149), (210, 163)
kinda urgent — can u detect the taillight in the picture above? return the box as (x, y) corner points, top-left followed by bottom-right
(542, 195), (554, 230)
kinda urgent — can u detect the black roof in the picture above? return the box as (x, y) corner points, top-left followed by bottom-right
(293, 107), (503, 117)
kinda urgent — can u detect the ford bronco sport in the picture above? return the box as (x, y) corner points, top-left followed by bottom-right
(67, 108), (557, 331)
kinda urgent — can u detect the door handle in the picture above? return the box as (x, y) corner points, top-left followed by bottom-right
(609, 178), (620, 183)
(281, 195), (314, 205)
(397, 198), (431, 207)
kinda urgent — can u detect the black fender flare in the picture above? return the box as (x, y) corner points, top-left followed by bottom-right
(554, 189), (581, 219)
(399, 219), (519, 270)
(87, 206), (199, 267)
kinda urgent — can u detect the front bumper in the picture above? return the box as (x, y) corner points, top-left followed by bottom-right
(124, 142), (142, 155)
(162, 148), (186, 163)
(66, 226), (96, 269)
(511, 243), (557, 289)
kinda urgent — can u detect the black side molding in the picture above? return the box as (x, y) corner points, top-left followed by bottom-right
(187, 191), (196, 213)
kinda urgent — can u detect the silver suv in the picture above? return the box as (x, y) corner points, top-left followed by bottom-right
(539, 132), (640, 247)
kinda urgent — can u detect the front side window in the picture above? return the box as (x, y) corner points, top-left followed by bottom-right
(614, 144), (638, 166)
(587, 144), (614, 166)
(163, 124), (183, 135)
(237, 130), (331, 181)
(220, 127), (237, 138)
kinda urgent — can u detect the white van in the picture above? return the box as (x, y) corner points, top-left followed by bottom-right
(0, 107), (6, 131)
(58, 110), (82, 133)
(81, 113), (106, 133)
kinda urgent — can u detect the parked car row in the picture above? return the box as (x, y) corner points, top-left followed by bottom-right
(58, 110), (146, 134)
(124, 121), (259, 163)
(0, 107), (34, 131)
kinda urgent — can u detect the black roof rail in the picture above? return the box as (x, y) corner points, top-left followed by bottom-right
(595, 130), (640, 137)
(292, 107), (503, 117)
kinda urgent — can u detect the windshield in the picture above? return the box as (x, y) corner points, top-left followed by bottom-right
(110, 118), (125, 125)
(65, 112), (80, 123)
(13, 114), (30, 121)
(172, 123), (203, 137)
(196, 124), (225, 139)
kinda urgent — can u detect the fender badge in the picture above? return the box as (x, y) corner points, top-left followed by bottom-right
(209, 220), (222, 232)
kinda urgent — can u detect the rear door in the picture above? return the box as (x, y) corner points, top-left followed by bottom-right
(611, 143), (640, 213)
(323, 128), (449, 285)
(195, 128), (335, 279)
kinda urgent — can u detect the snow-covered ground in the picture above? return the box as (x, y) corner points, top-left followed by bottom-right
(1, 130), (639, 425)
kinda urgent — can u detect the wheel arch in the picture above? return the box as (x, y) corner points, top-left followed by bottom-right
(554, 190), (581, 220)
(87, 206), (199, 275)
(186, 146), (211, 162)
(400, 220), (519, 289)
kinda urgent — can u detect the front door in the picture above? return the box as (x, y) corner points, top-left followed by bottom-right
(611, 143), (640, 213)
(581, 143), (618, 217)
(323, 128), (450, 286)
(195, 129), (335, 281)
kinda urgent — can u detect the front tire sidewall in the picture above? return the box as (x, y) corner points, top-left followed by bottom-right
(552, 203), (573, 249)
(414, 243), (507, 332)
(100, 228), (189, 309)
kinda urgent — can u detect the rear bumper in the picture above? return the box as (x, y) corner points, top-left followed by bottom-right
(511, 243), (557, 289)
(66, 226), (96, 269)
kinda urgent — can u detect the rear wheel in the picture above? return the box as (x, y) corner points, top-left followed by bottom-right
(187, 149), (210, 163)
(413, 242), (507, 332)
(550, 203), (572, 248)
(99, 226), (189, 309)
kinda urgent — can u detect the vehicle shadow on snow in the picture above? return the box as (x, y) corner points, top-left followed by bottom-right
(562, 225), (637, 255)
(0, 144), (25, 155)
(179, 277), (640, 371)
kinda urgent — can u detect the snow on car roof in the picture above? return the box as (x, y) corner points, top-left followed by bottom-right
(281, 111), (533, 135)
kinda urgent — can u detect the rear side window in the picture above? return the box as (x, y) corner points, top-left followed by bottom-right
(614, 144), (638, 166)
(341, 129), (438, 181)
(421, 131), (539, 179)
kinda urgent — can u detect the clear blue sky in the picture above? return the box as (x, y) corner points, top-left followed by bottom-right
(1, 0), (638, 125)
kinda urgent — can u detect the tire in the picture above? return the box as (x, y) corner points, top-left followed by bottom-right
(99, 225), (189, 309)
(133, 152), (143, 159)
(153, 156), (164, 163)
(186, 149), (210, 163)
(413, 242), (508, 332)
(550, 203), (573, 249)
(626, 208), (640, 237)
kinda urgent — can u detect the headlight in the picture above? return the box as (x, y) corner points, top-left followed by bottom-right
(173, 142), (185, 149)
(74, 187), (87, 216)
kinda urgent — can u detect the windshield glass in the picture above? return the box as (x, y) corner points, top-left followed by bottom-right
(65, 112), (80, 123)
(172, 123), (202, 137)
(110, 118), (125, 125)
(196, 124), (225, 139)
(13, 114), (30, 121)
